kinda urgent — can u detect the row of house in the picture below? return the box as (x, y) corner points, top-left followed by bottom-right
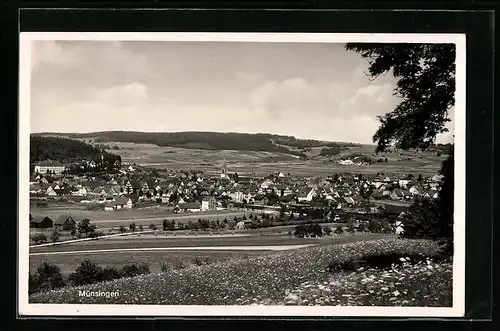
(29, 214), (84, 230)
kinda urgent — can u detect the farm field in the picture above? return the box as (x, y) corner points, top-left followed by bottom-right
(88, 141), (445, 176)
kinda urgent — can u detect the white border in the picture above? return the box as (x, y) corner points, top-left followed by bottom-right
(18, 32), (466, 317)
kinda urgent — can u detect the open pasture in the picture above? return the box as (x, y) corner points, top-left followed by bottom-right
(98, 141), (444, 176)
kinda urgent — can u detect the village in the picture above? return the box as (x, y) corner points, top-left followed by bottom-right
(29, 155), (443, 234)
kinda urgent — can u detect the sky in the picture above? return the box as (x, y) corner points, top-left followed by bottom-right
(30, 40), (454, 144)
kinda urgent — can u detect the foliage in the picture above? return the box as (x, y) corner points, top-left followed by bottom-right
(121, 264), (150, 278)
(129, 222), (136, 232)
(334, 225), (344, 234)
(320, 146), (348, 156)
(345, 43), (455, 151)
(400, 197), (440, 239)
(31, 233), (47, 244)
(77, 219), (96, 237)
(50, 229), (60, 243)
(29, 239), (450, 307)
(435, 149), (454, 242)
(68, 260), (103, 286)
(30, 135), (121, 168)
(294, 222), (323, 238)
(119, 225), (126, 233)
(50, 131), (362, 158)
(29, 262), (65, 294)
(68, 260), (151, 286)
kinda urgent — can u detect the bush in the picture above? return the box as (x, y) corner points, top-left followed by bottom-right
(401, 197), (439, 239)
(50, 229), (60, 243)
(88, 231), (101, 239)
(322, 226), (332, 236)
(97, 266), (121, 282)
(149, 223), (157, 230)
(29, 262), (65, 294)
(121, 263), (150, 278)
(325, 239), (443, 274)
(68, 260), (102, 286)
(357, 221), (367, 233)
(294, 222), (323, 238)
(161, 263), (169, 273)
(193, 256), (203, 266)
(368, 219), (383, 233)
(346, 221), (355, 234)
(119, 225), (126, 233)
(334, 225), (344, 234)
(31, 233), (47, 244)
(129, 222), (137, 232)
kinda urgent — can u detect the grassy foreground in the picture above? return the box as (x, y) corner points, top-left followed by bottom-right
(29, 238), (452, 306)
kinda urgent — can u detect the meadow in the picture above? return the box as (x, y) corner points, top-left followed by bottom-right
(29, 238), (452, 306)
(91, 141), (444, 176)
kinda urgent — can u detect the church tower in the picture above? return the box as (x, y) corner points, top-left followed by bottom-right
(220, 156), (228, 179)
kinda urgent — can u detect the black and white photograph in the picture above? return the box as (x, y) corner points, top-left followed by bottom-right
(18, 32), (465, 317)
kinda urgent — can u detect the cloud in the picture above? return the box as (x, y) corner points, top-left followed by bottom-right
(31, 41), (80, 71)
(93, 82), (149, 106)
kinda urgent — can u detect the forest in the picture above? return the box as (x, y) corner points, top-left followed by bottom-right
(35, 131), (359, 157)
(30, 135), (121, 166)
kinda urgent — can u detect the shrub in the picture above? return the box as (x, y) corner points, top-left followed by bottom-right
(357, 221), (368, 233)
(29, 262), (65, 294)
(193, 256), (203, 266)
(325, 239), (443, 274)
(294, 222), (323, 238)
(88, 231), (101, 238)
(97, 266), (121, 282)
(401, 197), (439, 239)
(161, 263), (169, 273)
(346, 221), (355, 234)
(368, 219), (383, 233)
(31, 233), (47, 244)
(121, 263), (150, 278)
(139, 224), (144, 232)
(334, 225), (344, 234)
(68, 260), (102, 286)
(322, 226), (333, 236)
(50, 229), (60, 243)
(119, 225), (126, 233)
(149, 223), (157, 230)
(129, 222), (137, 232)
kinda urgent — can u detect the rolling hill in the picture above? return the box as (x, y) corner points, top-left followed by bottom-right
(32, 131), (361, 158)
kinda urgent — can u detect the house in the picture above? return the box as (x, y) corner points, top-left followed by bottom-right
(54, 215), (77, 230)
(46, 186), (57, 196)
(343, 196), (355, 205)
(177, 202), (202, 213)
(390, 189), (405, 200)
(379, 204), (409, 216)
(201, 196), (217, 211)
(34, 161), (66, 175)
(371, 191), (383, 200)
(30, 216), (53, 229)
(114, 196), (133, 209)
(235, 220), (246, 230)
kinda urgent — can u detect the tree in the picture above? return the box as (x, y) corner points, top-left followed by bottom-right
(129, 222), (136, 232)
(50, 229), (60, 243)
(400, 197), (439, 239)
(119, 225), (126, 233)
(346, 43), (455, 247)
(77, 219), (93, 237)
